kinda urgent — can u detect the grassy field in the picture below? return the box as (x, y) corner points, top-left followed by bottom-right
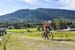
(7, 28), (75, 40)
(0, 28), (75, 50)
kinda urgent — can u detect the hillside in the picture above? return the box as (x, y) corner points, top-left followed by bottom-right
(0, 8), (75, 22)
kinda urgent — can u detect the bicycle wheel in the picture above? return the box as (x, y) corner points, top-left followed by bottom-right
(48, 32), (53, 40)
(41, 32), (44, 38)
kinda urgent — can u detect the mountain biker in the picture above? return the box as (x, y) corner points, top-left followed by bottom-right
(44, 21), (51, 32)
(43, 21), (52, 39)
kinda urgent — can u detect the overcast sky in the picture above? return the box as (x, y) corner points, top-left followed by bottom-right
(0, 0), (75, 15)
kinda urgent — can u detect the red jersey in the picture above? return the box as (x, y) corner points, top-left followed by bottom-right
(44, 23), (50, 30)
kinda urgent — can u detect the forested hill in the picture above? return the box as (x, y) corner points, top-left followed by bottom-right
(0, 8), (75, 22)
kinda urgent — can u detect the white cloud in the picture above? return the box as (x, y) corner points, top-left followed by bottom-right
(17, 0), (75, 10)
(58, 0), (75, 10)
(66, 0), (75, 8)
(19, 0), (38, 4)
(25, 0), (37, 4)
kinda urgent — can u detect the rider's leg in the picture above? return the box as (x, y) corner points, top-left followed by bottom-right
(45, 31), (49, 40)
(46, 35), (49, 40)
(43, 29), (50, 40)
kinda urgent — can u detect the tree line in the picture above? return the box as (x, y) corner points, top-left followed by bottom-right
(0, 20), (74, 30)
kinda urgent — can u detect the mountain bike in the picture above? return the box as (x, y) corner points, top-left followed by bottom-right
(41, 31), (53, 40)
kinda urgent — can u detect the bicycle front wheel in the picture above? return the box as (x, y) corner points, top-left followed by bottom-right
(48, 32), (53, 40)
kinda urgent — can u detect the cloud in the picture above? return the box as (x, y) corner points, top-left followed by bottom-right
(22, 0), (75, 10)
(0, 0), (75, 16)
(9, 0), (75, 10)
(65, 0), (75, 9)
(57, 0), (75, 10)
(44, 0), (75, 10)
(18, 0), (38, 4)
(25, 0), (37, 4)
(2, 0), (75, 10)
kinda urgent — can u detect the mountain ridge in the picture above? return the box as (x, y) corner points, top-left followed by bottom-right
(0, 8), (75, 22)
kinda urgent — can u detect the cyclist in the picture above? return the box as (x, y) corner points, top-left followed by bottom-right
(43, 21), (52, 39)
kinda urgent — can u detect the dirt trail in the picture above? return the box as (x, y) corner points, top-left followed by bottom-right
(15, 35), (75, 50)
(22, 36), (75, 45)
(1, 33), (75, 50)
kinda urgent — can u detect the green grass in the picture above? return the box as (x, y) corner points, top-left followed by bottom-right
(7, 28), (37, 33)
(7, 28), (75, 39)
(7, 29), (26, 33)
(0, 28), (75, 50)
(0, 33), (75, 50)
